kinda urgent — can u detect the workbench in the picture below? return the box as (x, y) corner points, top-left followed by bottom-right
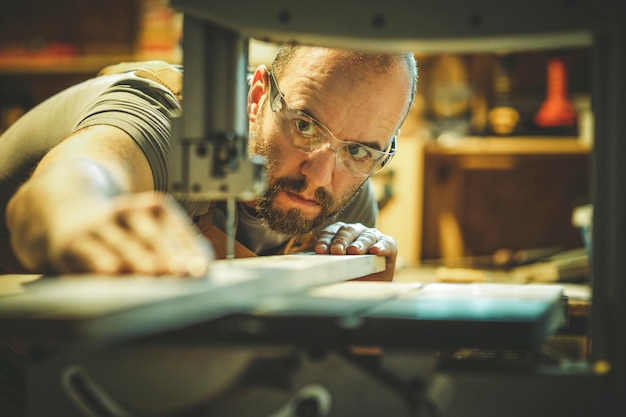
(0, 254), (600, 417)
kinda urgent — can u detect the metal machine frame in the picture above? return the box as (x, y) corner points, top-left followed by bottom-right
(167, 1), (625, 415)
(0, 2), (622, 416)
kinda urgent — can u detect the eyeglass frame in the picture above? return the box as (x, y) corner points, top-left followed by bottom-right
(266, 69), (397, 177)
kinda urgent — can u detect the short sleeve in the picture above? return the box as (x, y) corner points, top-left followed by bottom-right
(75, 75), (181, 191)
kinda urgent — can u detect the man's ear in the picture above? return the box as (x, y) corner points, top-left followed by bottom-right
(247, 65), (269, 121)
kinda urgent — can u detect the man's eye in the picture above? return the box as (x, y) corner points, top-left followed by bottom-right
(347, 144), (372, 161)
(294, 118), (317, 137)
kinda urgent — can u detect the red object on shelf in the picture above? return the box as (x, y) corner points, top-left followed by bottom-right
(534, 57), (577, 128)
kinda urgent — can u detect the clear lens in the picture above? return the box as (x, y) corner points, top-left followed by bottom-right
(268, 71), (395, 176)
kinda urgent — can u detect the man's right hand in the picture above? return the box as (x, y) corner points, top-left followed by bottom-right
(44, 192), (213, 276)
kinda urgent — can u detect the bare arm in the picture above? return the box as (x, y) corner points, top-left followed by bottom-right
(6, 124), (211, 276)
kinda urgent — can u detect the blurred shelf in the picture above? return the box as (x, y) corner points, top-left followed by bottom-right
(425, 137), (591, 155)
(0, 52), (181, 75)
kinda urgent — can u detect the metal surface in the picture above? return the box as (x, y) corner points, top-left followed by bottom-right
(24, 345), (606, 417)
(10, 281), (573, 417)
(170, 0), (594, 53)
(164, 0), (625, 415)
(0, 255), (384, 346)
(590, 19), (626, 417)
(165, 282), (568, 352)
(167, 15), (266, 202)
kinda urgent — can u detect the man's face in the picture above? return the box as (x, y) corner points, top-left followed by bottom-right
(247, 48), (411, 236)
(249, 113), (364, 236)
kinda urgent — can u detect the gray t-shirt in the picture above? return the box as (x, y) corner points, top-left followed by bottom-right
(0, 67), (378, 254)
(0, 71), (178, 238)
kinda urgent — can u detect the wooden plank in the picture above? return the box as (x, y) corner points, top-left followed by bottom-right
(210, 253), (386, 289)
(0, 254), (385, 344)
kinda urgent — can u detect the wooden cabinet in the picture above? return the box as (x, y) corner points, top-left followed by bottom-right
(420, 138), (591, 260)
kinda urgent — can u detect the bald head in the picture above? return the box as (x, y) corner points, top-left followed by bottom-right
(270, 44), (418, 123)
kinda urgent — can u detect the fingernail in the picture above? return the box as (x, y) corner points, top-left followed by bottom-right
(332, 243), (345, 252)
(351, 242), (363, 251)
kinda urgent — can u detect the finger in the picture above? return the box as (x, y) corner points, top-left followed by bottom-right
(117, 206), (184, 271)
(60, 222), (211, 277)
(352, 235), (398, 282)
(314, 222), (345, 253)
(328, 223), (367, 255)
(65, 205), (209, 276)
(66, 221), (166, 275)
(116, 198), (211, 276)
(365, 237), (395, 256)
(55, 232), (127, 275)
(316, 222), (345, 243)
(346, 230), (381, 255)
(97, 218), (170, 275)
(117, 196), (190, 254)
(147, 208), (212, 277)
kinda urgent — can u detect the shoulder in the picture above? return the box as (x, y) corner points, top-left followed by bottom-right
(99, 61), (183, 107)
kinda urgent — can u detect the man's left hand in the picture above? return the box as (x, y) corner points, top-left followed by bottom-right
(314, 222), (397, 281)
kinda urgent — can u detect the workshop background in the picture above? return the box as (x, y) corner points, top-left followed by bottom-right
(0, 0), (591, 268)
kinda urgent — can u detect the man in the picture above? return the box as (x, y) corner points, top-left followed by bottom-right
(0, 44), (417, 281)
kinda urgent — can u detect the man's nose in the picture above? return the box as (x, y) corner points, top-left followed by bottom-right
(301, 147), (337, 187)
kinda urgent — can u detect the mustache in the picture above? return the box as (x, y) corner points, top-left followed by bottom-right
(270, 177), (334, 209)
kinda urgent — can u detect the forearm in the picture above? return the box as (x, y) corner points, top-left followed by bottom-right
(6, 158), (126, 271)
(6, 122), (211, 276)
